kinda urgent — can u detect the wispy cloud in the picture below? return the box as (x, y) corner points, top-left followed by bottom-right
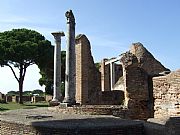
(87, 35), (128, 51)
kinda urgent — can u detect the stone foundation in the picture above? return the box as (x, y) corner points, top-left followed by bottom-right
(0, 120), (144, 135)
(0, 108), (145, 135)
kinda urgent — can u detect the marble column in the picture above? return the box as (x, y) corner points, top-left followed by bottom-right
(63, 10), (76, 104)
(110, 62), (115, 90)
(101, 59), (106, 91)
(51, 31), (65, 102)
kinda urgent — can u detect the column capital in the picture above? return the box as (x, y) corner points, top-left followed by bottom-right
(51, 31), (65, 42)
(65, 10), (75, 24)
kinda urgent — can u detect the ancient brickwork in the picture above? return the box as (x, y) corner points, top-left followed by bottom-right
(121, 52), (150, 119)
(130, 42), (169, 76)
(75, 34), (101, 105)
(101, 90), (124, 105)
(153, 70), (180, 118)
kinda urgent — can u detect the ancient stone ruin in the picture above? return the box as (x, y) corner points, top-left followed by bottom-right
(73, 36), (176, 120)
(48, 10), (180, 122)
(1, 10), (180, 135)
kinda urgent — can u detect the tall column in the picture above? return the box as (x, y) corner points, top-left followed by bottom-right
(101, 59), (106, 91)
(110, 62), (115, 90)
(63, 10), (76, 105)
(51, 31), (65, 102)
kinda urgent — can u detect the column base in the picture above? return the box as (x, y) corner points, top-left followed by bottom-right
(49, 99), (60, 106)
(63, 98), (76, 106)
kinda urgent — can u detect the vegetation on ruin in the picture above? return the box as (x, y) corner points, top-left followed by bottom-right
(0, 102), (49, 112)
(0, 28), (53, 104)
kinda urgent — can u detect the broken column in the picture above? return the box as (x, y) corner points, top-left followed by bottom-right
(51, 31), (65, 102)
(63, 10), (76, 105)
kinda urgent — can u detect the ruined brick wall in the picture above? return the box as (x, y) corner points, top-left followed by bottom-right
(121, 52), (150, 120)
(101, 90), (124, 105)
(130, 42), (169, 76)
(153, 70), (180, 118)
(75, 34), (101, 105)
(5, 96), (12, 102)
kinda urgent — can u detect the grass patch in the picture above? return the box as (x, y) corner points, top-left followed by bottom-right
(0, 102), (49, 112)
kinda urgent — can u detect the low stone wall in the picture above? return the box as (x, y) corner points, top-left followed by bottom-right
(5, 96), (12, 102)
(53, 105), (127, 116)
(51, 105), (150, 120)
(0, 120), (144, 135)
(144, 117), (180, 135)
(153, 70), (180, 118)
(1, 116), (179, 135)
(31, 96), (45, 103)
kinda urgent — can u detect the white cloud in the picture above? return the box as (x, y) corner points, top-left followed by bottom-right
(0, 15), (31, 24)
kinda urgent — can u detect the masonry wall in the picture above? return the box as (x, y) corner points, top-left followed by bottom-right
(101, 90), (124, 105)
(153, 70), (180, 118)
(130, 43), (169, 76)
(75, 34), (101, 105)
(121, 52), (150, 120)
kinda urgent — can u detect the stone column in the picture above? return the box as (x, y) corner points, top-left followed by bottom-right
(63, 10), (76, 105)
(101, 59), (107, 91)
(51, 31), (65, 102)
(110, 62), (115, 90)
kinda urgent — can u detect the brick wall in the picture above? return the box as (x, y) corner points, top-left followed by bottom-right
(153, 70), (180, 118)
(75, 34), (101, 105)
(130, 42), (169, 76)
(101, 90), (124, 105)
(121, 52), (150, 120)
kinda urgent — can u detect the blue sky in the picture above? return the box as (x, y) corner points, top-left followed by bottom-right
(0, 0), (180, 94)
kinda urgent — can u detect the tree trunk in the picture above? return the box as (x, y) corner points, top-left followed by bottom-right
(19, 80), (23, 104)
(18, 64), (26, 104)
(7, 63), (28, 104)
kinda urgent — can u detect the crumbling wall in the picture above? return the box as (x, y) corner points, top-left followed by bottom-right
(101, 90), (124, 105)
(153, 70), (180, 118)
(130, 42), (170, 117)
(121, 52), (150, 119)
(130, 42), (169, 76)
(75, 34), (101, 105)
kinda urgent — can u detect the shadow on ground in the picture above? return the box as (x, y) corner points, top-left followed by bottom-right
(0, 107), (9, 111)
(31, 117), (144, 135)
